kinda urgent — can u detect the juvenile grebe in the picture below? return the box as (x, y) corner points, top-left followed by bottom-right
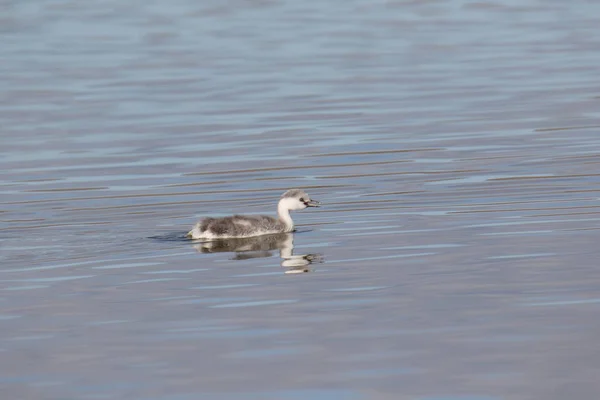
(187, 189), (320, 240)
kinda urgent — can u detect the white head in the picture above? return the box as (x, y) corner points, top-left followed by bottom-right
(278, 189), (320, 211)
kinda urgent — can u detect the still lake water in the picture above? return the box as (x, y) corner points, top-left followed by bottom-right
(2, 0), (600, 399)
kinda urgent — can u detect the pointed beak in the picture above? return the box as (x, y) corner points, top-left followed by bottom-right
(305, 199), (320, 207)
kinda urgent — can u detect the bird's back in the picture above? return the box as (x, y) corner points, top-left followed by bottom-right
(195, 214), (284, 239)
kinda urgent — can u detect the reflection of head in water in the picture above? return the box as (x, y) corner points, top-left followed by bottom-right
(194, 233), (322, 274)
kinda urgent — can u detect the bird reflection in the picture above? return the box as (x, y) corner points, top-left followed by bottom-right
(193, 233), (323, 274)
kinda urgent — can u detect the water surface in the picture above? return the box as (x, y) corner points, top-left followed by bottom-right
(2, 0), (600, 399)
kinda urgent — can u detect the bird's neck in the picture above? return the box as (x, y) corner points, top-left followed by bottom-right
(277, 202), (294, 232)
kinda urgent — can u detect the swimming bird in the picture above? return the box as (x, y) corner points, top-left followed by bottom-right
(187, 189), (320, 240)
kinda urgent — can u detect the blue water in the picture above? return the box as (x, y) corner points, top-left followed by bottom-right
(2, 0), (600, 399)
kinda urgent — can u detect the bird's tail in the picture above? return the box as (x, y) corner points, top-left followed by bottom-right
(187, 225), (203, 239)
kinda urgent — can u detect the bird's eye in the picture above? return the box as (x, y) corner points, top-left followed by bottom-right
(299, 198), (305, 202)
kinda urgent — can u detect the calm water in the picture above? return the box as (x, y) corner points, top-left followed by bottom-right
(2, 0), (600, 399)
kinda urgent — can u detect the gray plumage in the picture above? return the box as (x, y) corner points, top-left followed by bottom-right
(187, 189), (320, 240)
(281, 189), (306, 199)
(199, 215), (284, 237)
